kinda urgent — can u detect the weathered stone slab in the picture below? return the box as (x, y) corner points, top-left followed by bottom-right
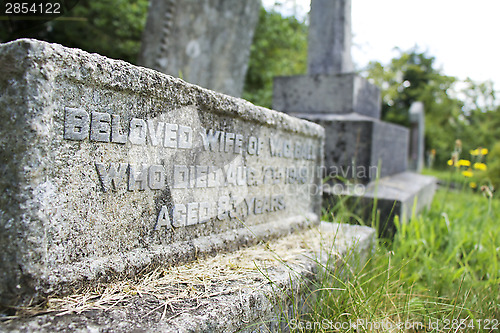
(324, 173), (437, 237)
(0, 39), (324, 306)
(287, 113), (408, 183)
(0, 222), (376, 332)
(273, 74), (381, 119)
(138, 0), (260, 97)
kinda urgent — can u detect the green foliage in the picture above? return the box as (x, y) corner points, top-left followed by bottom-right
(301, 189), (499, 332)
(365, 47), (500, 168)
(0, 0), (149, 64)
(242, 7), (307, 108)
(485, 142), (500, 190)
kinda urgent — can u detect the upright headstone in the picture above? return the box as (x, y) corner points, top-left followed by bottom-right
(308, 0), (353, 75)
(138, 0), (260, 97)
(274, 0), (405, 181)
(409, 101), (425, 172)
(273, 0), (435, 233)
(0, 39), (324, 306)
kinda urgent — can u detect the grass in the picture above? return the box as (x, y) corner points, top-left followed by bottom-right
(293, 182), (499, 332)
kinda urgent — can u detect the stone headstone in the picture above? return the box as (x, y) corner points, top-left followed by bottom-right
(138, 0), (260, 98)
(0, 39), (324, 306)
(273, 0), (435, 233)
(409, 101), (425, 172)
(308, 0), (353, 75)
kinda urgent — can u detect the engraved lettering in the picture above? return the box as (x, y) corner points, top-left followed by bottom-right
(244, 197), (255, 215)
(95, 162), (128, 192)
(147, 119), (165, 146)
(187, 202), (198, 226)
(164, 123), (178, 148)
(224, 132), (235, 153)
(247, 136), (263, 155)
(128, 164), (148, 191)
(283, 140), (292, 158)
(90, 111), (111, 142)
(200, 128), (221, 151)
(224, 164), (236, 186)
(155, 205), (171, 230)
(254, 197), (263, 214)
(129, 118), (147, 145)
(269, 136), (282, 157)
(199, 202), (211, 223)
(234, 134), (244, 154)
(195, 166), (208, 188)
(247, 167), (258, 186)
(236, 166), (246, 186)
(148, 165), (166, 190)
(207, 166), (219, 188)
(64, 108), (89, 141)
(217, 196), (229, 220)
(177, 125), (193, 149)
(111, 115), (127, 144)
(263, 166), (274, 185)
(173, 204), (186, 227)
(189, 166), (196, 188)
(173, 165), (188, 189)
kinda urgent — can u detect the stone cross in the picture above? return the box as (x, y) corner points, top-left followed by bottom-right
(308, 0), (353, 75)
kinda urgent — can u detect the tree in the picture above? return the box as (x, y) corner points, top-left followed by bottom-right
(243, 7), (308, 108)
(366, 47), (480, 167)
(0, 0), (148, 65)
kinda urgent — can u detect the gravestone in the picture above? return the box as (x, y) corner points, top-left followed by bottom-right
(273, 0), (436, 233)
(0, 39), (324, 307)
(138, 0), (260, 98)
(409, 101), (425, 172)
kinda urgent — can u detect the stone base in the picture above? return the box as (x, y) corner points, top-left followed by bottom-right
(323, 172), (437, 237)
(273, 73), (381, 118)
(0, 223), (375, 333)
(297, 113), (409, 183)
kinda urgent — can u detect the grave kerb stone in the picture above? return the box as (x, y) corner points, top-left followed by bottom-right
(0, 38), (324, 306)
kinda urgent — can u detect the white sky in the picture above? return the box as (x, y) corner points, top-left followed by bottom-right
(262, 0), (500, 93)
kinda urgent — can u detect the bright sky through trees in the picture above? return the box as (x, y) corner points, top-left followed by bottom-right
(262, 0), (500, 96)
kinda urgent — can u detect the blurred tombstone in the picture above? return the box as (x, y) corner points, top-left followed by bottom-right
(138, 0), (261, 98)
(273, 0), (436, 235)
(409, 101), (425, 172)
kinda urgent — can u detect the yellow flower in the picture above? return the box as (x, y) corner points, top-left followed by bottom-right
(470, 149), (479, 156)
(469, 182), (477, 189)
(481, 148), (488, 155)
(473, 162), (487, 171)
(458, 159), (471, 167)
(462, 170), (473, 178)
(447, 159), (454, 166)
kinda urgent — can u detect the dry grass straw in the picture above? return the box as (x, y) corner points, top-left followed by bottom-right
(7, 224), (346, 321)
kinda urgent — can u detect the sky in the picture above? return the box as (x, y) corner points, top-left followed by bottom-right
(262, 0), (500, 93)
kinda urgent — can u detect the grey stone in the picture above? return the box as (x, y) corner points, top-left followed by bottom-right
(409, 101), (425, 172)
(0, 222), (376, 332)
(138, 0), (260, 98)
(272, 0), (436, 236)
(294, 113), (408, 183)
(273, 73), (381, 118)
(308, 0), (353, 74)
(0, 39), (324, 306)
(324, 173), (436, 237)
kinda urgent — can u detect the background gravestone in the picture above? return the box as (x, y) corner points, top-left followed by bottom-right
(0, 39), (324, 306)
(138, 0), (260, 98)
(409, 101), (425, 172)
(273, 0), (436, 233)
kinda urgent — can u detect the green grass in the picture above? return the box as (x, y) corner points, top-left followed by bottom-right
(292, 187), (499, 332)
